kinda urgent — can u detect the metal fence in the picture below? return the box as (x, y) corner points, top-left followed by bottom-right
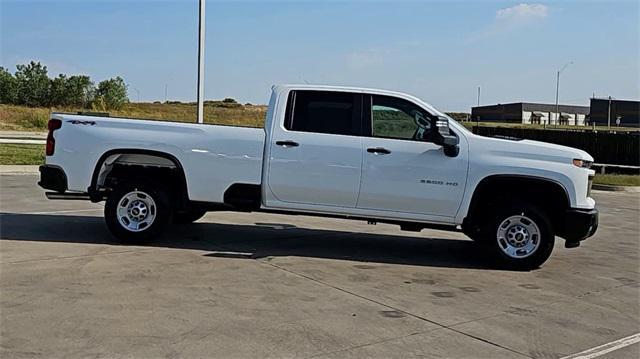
(472, 126), (640, 166)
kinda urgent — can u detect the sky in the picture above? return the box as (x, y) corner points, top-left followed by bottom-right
(1, 0), (639, 112)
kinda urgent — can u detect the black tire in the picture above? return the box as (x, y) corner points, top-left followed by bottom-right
(482, 203), (555, 271)
(173, 209), (206, 224)
(105, 181), (171, 243)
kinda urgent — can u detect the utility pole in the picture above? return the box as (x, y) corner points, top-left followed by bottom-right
(164, 84), (168, 103)
(477, 86), (480, 107)
(196, 0), (206, 124)
(555, 61), (573, 127)
(555, 70), (560, 127)
(607, 96), (612, 128)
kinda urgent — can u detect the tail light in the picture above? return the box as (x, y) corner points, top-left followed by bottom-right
(46, 119), (62, 156)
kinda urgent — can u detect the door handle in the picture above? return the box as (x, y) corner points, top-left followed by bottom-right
(276, 140), (299, 147)
(367, 147), (391, 155)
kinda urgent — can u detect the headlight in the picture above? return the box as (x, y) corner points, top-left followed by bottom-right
(573, 159), (592, 168)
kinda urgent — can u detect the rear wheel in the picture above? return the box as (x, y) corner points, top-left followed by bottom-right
(483, 203), (555, 270)
(105, 182), (171, 242)
(173, 209), (207, 224)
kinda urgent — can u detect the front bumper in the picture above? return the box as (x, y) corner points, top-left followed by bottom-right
(562, 207), (599, 243)
(38, 165), (68, 193)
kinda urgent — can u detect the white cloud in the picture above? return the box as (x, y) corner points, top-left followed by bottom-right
(496, 3), (549, 25)
(468, 3), (550, 42)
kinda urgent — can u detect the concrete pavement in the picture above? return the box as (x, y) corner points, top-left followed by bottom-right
(1, 174), (638, 358)
(0, 165), (39, 175)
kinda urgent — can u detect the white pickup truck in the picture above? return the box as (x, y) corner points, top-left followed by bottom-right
(39, 84), (598, 270)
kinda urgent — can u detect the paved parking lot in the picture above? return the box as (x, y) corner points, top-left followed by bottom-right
(1, 174), (638, 358)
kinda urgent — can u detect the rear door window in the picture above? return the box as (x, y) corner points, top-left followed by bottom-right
(285, 90), (361, 136)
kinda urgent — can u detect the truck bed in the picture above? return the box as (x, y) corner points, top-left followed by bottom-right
(47, 114), (265, 203)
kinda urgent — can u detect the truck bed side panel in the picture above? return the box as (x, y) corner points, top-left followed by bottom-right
(47, 114), (265, 203)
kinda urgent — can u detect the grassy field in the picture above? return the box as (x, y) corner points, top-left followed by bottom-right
(592, 174), (640, 186)
(0, 144), (45, 165)
(3, 103), (637, 134)
(0, 102), (267, 132)
(2, 144), (638, 187)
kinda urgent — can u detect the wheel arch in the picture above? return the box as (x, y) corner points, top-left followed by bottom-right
(462, 174), (571, 234)
(89, 149), (189, 204)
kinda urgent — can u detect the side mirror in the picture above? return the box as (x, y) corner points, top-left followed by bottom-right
(431, 116), (459, 157)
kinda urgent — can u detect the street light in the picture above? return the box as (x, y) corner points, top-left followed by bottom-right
(555, 61), (573, 127)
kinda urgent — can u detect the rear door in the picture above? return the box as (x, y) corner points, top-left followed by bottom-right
(357, 94), (468, 218)
(266, 90), (364, 208)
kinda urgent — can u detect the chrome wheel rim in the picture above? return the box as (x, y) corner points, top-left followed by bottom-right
(496, 214), (540, 259)
(116, 190), (156, 232)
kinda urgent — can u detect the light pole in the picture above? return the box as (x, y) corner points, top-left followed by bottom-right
(196, 0), (206, 124)
(555, 61), (573, 127)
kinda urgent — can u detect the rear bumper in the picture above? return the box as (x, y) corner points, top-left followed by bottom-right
(562, 207), (598, 242)
(38, 165), (68, 193)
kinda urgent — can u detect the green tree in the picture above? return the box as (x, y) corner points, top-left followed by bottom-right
(66, 75), (94, 107)
(0, 67), (18, 104)
(95, 76), (128, 110)
(49, 74), (68, 106)
(14, 61), (50, 107)
(91, 95), (107, 112)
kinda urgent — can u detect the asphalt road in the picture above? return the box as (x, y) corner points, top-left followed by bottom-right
(1, 174), (638, 358)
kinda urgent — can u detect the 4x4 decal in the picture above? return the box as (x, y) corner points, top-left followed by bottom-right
(66, 120), (96, 125)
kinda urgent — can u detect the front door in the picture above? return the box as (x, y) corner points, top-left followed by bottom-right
(267, 90), (363, 208)
(357, 94), (468, 218)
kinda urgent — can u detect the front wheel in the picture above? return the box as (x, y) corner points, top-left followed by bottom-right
(484, 204), (555, 270)
(105, 182), (171, 243)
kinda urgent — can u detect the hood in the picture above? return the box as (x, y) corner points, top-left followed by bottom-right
(474, 135), (594, 164)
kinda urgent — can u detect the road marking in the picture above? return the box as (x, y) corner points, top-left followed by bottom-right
(561, 333), (640, 359)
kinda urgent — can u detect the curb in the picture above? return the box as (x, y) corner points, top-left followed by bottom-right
(0, 165), (40, 175)
(0, 139), (46, 145)
(0, 131), (47, 139)
(592, 184), (640, 193)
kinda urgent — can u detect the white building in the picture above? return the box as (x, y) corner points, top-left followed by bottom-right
(472, 102), (590, 126)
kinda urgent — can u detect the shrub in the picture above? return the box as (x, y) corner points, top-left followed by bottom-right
(95, 76), (128, 110)
(22, 111), (49, 129)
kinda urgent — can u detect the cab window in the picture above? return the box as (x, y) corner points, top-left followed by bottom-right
(285, 90), (361, 136)
(370, 95), (432, 142)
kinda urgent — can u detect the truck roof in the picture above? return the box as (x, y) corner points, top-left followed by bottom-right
(273, 84), (447, 120)
(273, 84), (418, 99)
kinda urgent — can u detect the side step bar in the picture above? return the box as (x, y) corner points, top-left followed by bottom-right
(45, 192), (91, 201)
